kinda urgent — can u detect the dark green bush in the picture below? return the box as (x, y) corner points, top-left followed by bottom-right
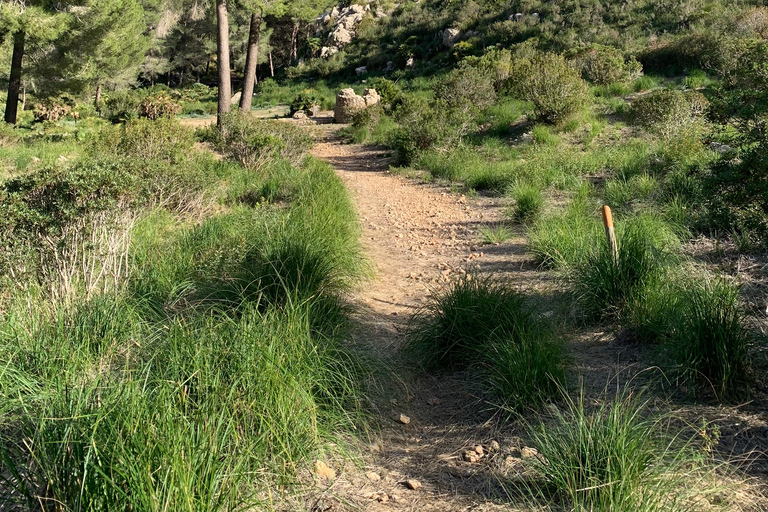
(506, 52), (590, 123)
(290, 89), (322, 115)
(566, 44), (642, 85)
(367, 77), (403, 107)
(91, 118), (196, 164)
(100, 90), (146, 123)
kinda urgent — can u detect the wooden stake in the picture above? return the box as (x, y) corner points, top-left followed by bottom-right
(602, 205), (619, 265)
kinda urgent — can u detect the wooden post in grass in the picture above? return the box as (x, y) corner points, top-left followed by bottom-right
(602, 205), (619, 266)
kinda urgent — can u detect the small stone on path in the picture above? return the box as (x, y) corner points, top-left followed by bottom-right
(366, 471), (381, 482)
(404, 479), (422, 490)
(521, 447), (539, 459)
(397, 413), (411, 424)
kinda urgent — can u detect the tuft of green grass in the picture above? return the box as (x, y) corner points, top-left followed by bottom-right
(510, 183), (544, 223)
(633, 75), (661, 92)
(604, 173), (659, 213)
(572, 217), (675, 322)
(528, 389), (726, 512)
(532, 125), (560, 146)
(407, 277), (565, 410)
(479, 223), (512, 244)
(668, 278), (752, 399)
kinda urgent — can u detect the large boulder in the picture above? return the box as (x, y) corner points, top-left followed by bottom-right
(321, 46), (339, 58)
(231, 91), (242, 105)
(334, 88), (367, 123)
(330, 26), (352, 46)
(442, 27), (461, 47)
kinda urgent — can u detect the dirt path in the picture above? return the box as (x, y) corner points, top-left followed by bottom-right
(305, 121), (542, 512)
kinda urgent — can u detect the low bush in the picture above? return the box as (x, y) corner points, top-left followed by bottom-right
(407, 277), (564, 410)
(629, 89), (709, 138)
(91, 118), (196, 164)
(215, 112), (314, 170)
(367, 77), (403, 107)
(100, 89), (146, 123)
(290, 89), (322, 114)
(32, 97), (76, 123)
(506, 52), (590, 123)
(566, 44), (642, 85)
(668, 278), (752, 399)
(139, 93), (182, 120)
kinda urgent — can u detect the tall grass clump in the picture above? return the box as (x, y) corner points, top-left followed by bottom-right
(529, 390), (725, 512)
(407, 277), (565, 410)
(572, 217), (676, 322)
(510, 183), (544, 223)
(668, 278), (753, 399)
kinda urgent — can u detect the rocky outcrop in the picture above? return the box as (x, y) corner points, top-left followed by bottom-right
(330, 26), (353, 46)
(316, 2), (395, 59)
(442, 27), (461, 47)
(334, 88), (380, 123)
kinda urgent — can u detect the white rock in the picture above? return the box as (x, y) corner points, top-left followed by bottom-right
(320, 46), (339, 59)
(406, 57), (415, 68)
(355, 65), (368, 76)
(330, 26), (352, 45)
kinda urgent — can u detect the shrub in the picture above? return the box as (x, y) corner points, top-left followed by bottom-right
(100, 90), (145, 123)
(510, 183), (544, 222)
(351, 102), (382, 130)
(436, 66), (496, 114)
(566, 44), (642, 85)
(629, 89), (709, 138)
(506, 52), (590, 123)
(367, 77), (403, 107)
(216, 111), (313, 170)
(32, 97), (75, 123)
(392, 97), (444, 164)
(290, 89), (322, 114)
(91, 118), (196, 164)
(407, 276), (564, 409)
(669, 278), (752, 399)
(139, 93), (182, 120)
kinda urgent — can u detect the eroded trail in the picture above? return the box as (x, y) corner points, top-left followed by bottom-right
(307, 123), (539, 512)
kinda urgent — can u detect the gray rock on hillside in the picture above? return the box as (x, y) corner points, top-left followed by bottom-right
(442, 27), (461, 47)
(331, 26), (353, 45)
(335, 88), (380, 123)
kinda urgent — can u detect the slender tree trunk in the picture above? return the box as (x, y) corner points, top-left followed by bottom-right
(269, 49), (274, 77)
(5, 31), (25, 124)
(95, 84), (102, 108)
(290, 21), (299, 63)
(239, 9), (262, 112)
(20, 86), (26, 113)
(216, 0), (232, 127)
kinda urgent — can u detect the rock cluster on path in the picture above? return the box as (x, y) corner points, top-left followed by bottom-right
(334, 88), (380, 123)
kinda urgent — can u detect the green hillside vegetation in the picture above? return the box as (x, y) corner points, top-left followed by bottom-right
(1, 0), (768, 510)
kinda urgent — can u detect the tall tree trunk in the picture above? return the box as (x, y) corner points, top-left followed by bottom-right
(269, 49), (274, 77)
(20, 86), (26, 113)
(5, 31), (25, 124)
(216, 0), (232, 127)
(239, 9), (262, 113)
(95, 84), (102, 108)
(290, 21), (299, 63)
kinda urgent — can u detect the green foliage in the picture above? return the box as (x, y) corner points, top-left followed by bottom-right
(92, 118), (196, 164)
(215, 112), (314, 170)
(629, 89), (709, 138)
(32, 96), (77, 123)
(478, 223), (512, 244)
(668, 278), (752, 399)
(506, 52), (590, 123)
(139, 93), (182, 120)
(530, 390), (712, 512)
(573, 217), (676, 322)
(100, 89), (145, 123)
(367, 77), (403, 107)
(566, 44), (642, 85)
(290, 89), (322, 114)
(510, 183), (544, 223)
(407, 276), (565, 410)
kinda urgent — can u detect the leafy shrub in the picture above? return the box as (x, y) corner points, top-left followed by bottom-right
(91, 118), (196, 164)
(33, 97), (76, 123)
(351, 102), (382, 130)
(139, 93), (182, 120)
(100, 90), (145, 123)
(216, 111), (313, 170)
(669, 278), (752, 399)
(392, 97), (444, 164)
(435, 66), (497, 114)
(506, 52), (590, 123)
(407, 276), (564, 409)
(629, 89), (709, 138)
(566, 44), (642, 85)
(510, 183), (543, 222)
(367, 77), (403, 107)
(290, 89), (322, 114)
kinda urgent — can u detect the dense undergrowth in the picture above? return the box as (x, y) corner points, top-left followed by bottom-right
(0, 115), (366, 510)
